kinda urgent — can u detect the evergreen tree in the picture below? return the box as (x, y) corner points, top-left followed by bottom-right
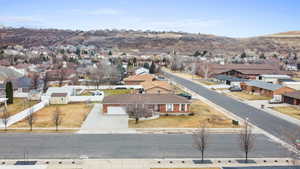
(193, 50), (201, 57)
(108, 50), (112, 56)
(241, 52), (247, 58)
(149, 62), (156, 74)
(5, 81), (13, 104)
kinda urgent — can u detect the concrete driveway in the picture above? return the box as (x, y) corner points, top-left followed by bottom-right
(78, 104), (131, 133)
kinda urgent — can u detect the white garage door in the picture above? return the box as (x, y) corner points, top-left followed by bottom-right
(107, 106), (127, 115)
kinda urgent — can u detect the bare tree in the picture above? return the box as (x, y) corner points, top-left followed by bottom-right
(1, 107), (10, 131)
(126, 104), (150, 124)
(90, 67), (105, 89)
(58, 69), (66, 87)
(31, 73), (40, 90)
(25, 106), (35, 131)
(239, 119), (255, 163)
(199, 62), (211, 79)
(42, 72), (49, 93)
(52, 106), (62, 131)
(193, 123), (209, 163)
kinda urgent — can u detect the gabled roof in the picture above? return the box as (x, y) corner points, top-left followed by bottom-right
(215, 75), (247, 82)
(283, 91), (300, 100)
(141, 81), (173, 91)
(124, 74), (154, 82)
(103, 94), (191, 104)
(245, 80), (284, 91)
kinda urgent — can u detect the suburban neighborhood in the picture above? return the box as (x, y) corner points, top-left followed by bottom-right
(0, 0), (300, 169)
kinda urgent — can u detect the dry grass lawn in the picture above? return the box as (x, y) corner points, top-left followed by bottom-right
(11, 103), (93, 128)
(271, 106), (300, 120)
(81, 89), (133, 96)
(129, 100), (237, 128)
(228, 92), (271, 100)
(163, 68), (202, 80)
(0, 129), (78, 133)
(0, 98), (38, 118)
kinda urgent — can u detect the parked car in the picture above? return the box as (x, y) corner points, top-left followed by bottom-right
(177, 93), (192, 100)
(229, 86), (242, 92)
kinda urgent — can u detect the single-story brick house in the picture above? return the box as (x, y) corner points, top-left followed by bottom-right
(123, 74), (155, 85)
(141, 81), (173, 94)
(50, 92), (69, 104)
(282, 91), (300, 105)
(102, 94), (191, 114)
(241, 80), (295, 98)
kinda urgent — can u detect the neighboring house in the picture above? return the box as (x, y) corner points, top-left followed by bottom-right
(257, 74), (291, 84)
(214, 75), (247, 87)
(241, 80), (295, 99)
(200, 63), (287, 79)
(123, 74), (155, 85)
(280, 81), (300, 90)
(50, 93), (69, 104)
(135, 67), (149, 75)
(141, 81), (173, 94)
(102, 94), (191, 114)
(0, 66), (23, 82)
(11, 76), (32, 93)
(282, 91), (300, 105)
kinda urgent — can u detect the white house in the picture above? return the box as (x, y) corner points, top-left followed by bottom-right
(257, 74), (291, 84)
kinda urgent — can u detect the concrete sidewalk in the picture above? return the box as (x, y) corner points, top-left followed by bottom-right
(0, 158), (295, 169)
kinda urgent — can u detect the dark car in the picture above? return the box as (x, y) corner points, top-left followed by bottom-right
(177, 93), (192, 100)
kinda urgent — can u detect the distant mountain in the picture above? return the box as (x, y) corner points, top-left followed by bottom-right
(0, 28), (300, 57)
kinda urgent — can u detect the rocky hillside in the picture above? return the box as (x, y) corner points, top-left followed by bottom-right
(1, 27), (300, 57)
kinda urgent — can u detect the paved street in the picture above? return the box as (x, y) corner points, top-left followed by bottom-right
(163, 71), (300, 143)
(0, 133), (289, 159)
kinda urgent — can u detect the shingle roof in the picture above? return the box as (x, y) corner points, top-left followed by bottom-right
(51, 93), (68, 97)
(141, 81), (173, 91)
(245, 80), (284, 91)
(124, 74), (154, 82)
(283, 91), (300, 100)
(215, 75), (247, 82)
(103, 94), (191, 104)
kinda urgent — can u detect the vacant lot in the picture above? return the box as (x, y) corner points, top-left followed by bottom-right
(11, 103), (93, 128)
(0, 98), (38, 118)
(129, 100), (237, 128)
(271, 106), (300, 120)
(198, 79), (218, 86)
(163, 68), (202, 80)
(228, 92), (271, 100)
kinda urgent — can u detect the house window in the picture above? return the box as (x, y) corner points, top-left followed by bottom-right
(181, 104), (185, 111)
(166, 104), (173, 112)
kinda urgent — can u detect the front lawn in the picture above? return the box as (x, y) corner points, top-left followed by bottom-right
(129, 100), (237, 128)
(271, 106), (300, 120)
(11, 103), (93, 128)
(0, 98), (39, 118)
(198, 80), (217, 86)
(228, 92), (271, 100)
(103, 89), (133, 96)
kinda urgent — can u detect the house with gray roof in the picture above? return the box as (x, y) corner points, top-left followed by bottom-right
(241, 80), (295, 99)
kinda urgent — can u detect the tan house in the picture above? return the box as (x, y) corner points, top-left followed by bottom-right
(50, 93), (69, 104)
(102, 94), (191, 114)
(123, 74), (155, 85)
(141, 81), (173, 94)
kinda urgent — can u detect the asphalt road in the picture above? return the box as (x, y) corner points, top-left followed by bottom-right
(0, 134), (289, 159)
(163, 71), (300, 143)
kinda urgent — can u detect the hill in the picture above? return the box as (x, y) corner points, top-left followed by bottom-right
(0, 28), (300, 56)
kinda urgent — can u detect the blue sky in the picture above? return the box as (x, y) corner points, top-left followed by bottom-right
(0, 0), (299, 37)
